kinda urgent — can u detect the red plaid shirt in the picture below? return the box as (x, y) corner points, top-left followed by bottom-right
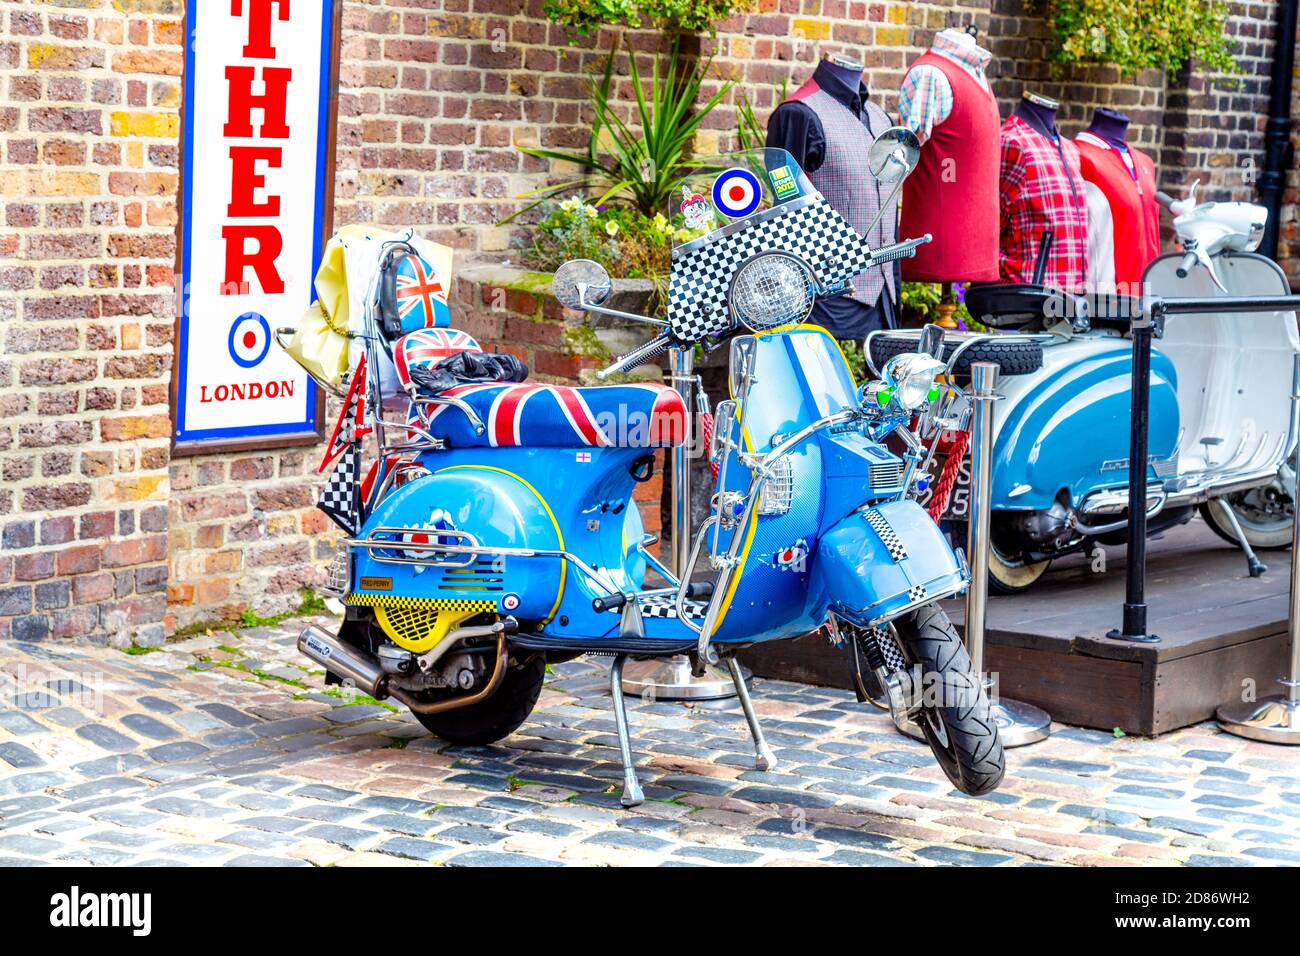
(999, 114), (1089, 293)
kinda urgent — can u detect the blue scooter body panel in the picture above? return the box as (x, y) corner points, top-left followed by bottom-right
(991, 342), (1180, 510)
(350, 447), (650, 626)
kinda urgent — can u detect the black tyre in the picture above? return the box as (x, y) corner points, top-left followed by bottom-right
(892, 604), (1005, 796)
(868, 334), (1043, 379)
(410, 649), (546, 745)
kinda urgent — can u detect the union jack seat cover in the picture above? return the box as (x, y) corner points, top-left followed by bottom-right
(414, 382), (687, 448)
(394, 328), (482, 393)
(395, 254), (452, 334)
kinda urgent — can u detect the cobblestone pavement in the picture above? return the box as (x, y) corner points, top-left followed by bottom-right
(1, 615), (1299, 867)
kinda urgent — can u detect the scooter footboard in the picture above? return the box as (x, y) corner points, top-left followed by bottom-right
(813, 499), (968, 627)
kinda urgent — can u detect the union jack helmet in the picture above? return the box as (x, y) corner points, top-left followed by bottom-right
(394, 327), (483, 394)
(394, 254), (452, 333)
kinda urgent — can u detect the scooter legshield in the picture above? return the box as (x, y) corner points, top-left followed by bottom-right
(812, 499), (967, 626)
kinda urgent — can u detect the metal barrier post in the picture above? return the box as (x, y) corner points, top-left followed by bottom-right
(1217, 351), (1300, 744)
(1108, 302), (1160, 642)
(967, 362), (1051, 746)
(621, 347), (738, 701)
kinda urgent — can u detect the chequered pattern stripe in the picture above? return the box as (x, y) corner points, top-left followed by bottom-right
(667, 197), (878, 341)
(863, 508), (908, 562)
(599, 594), (709, 620)
(344, 593), (496, 614)
(907, 584), (928, 602)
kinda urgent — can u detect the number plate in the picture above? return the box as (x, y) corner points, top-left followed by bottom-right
(916, 449), (972, 521)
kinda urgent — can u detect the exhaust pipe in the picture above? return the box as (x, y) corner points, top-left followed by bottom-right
(298, 625), (387, 698)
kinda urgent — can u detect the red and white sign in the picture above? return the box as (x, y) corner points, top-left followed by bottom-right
(175, 0), (338, 448)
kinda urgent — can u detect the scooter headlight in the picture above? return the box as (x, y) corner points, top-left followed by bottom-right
(880, 352), (946, 412)
(729, 253), (815, 333)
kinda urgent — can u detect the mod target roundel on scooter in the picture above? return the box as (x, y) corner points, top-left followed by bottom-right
(712, 167), (763, 218)
(228, 311), (271, 369)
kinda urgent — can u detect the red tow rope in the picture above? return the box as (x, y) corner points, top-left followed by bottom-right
(698, 412), (718, 479)
(927, 430), (970, 521)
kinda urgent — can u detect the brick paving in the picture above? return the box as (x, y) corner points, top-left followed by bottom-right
(1, 614), (1299, 867)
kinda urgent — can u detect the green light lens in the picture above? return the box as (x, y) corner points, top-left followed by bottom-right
(876, 386), (893, 407)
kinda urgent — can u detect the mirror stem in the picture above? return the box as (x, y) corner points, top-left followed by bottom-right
(578, 292), (668, 327)
(863, 177), (906, 243)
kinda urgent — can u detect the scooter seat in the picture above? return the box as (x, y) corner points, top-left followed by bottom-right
(418, 381), (687, 448)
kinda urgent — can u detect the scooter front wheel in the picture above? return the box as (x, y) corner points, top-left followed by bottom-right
(892, 604), (1005, 796)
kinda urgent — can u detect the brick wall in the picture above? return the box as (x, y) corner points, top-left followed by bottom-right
(1, 0), (1296, 645)
(0, 0), (179, 645)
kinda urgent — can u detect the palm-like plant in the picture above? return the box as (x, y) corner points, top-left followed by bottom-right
(514, 37), (733, 219)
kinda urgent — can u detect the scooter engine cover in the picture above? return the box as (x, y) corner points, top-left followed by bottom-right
(812, 498), (966, 626)
(345, 466), (569, 626)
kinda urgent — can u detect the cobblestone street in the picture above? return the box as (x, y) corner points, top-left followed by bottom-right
(1, 615), (1298, 868)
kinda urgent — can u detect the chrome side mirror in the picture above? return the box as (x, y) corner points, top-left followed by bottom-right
(712, 399), (736, 464)
(728, 334), (758, 400)
(552, 259), (612, 311)
(868, 127), (921, 183)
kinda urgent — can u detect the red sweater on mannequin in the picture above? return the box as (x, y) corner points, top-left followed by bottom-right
(1074, 123), (1160, 291)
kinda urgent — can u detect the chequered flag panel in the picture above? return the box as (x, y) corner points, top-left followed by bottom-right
(600, 594), (709, 620)
(667, 197), (878, 342)
(318, 442), (361, 536)
(907, 584), (928, 602)
(863, 508), (908, 563)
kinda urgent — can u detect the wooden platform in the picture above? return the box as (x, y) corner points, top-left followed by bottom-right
(738, 521), (1294, 736)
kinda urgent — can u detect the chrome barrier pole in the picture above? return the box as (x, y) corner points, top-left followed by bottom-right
(621, 347), (738, 701)
(1217, 351), (1300, 744)
(967, 362), (1051, 746)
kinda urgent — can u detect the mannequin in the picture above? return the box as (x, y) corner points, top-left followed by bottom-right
(1075, 108), (1161, 293)
(767, 54), (899, 338)
(897, 27), (1001, 284)
(999, 91), (1089, 292)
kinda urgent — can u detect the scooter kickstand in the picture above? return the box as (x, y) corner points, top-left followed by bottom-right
(726, 657), (777, 772)
(609, 655), (645, 808)
(1215, 498), (1267, 578)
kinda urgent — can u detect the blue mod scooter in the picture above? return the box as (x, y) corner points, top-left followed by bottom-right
(868, 180), (1300, 593)
(293, 139), (1007, 802)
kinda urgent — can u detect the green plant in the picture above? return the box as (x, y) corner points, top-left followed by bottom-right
(543, 0), (754, 36)
(522, 198), (685, 281)
(514, 37), (732, 219)
(839, 339), (868, 384)
(899, 282), (984, 331)
(1045, 0), (1239, 76)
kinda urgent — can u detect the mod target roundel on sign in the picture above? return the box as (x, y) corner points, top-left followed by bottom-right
(228, 312), (271, 369)
(712, 167), (763, 219)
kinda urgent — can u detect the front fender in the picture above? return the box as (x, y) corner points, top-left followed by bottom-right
(811, 499), (967, 627)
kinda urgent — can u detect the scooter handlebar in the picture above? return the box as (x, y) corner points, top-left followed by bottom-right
(1155, 191), (1176, 209)
(1176, 251), (1198, 278)
(596, 331), (673, 381)
(868, 234), (932, 265)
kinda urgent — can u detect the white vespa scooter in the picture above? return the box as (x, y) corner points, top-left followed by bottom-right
(1149, 182), (1299, 566)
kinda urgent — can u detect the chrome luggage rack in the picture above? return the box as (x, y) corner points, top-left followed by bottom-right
(340, 526), (691, 610)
